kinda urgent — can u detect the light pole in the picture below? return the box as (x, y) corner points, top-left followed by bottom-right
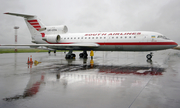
(14, 26), (19, 52)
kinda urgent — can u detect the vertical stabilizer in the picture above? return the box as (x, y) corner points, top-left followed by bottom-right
(4, 12), (45, 41)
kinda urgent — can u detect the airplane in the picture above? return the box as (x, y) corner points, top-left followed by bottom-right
(0, 12), (178, 59)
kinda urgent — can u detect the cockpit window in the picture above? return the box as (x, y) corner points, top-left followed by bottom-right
(157, 35), (169, 40)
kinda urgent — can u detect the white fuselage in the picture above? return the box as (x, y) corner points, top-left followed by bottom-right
(33, 31), (177, 51)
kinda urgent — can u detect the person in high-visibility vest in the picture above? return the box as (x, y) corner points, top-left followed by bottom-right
(90, 50), (94, 59)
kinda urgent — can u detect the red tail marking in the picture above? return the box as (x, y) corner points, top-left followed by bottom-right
(31, 23), (40, 25)
(27, 20), (42, 31)
(33, 26), (41, 28)
(28, 20), (38, 23)
(41, 33), (45, 37)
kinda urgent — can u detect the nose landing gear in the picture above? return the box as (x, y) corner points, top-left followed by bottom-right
(146, 52), (153, 60)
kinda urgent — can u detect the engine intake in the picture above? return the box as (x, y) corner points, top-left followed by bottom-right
(42, 35), (60, 43)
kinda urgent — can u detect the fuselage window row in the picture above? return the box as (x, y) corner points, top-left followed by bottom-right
(63, 36), (136, 40)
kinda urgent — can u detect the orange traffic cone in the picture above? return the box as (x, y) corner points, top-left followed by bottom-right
(30, 55), (33, 64)
(27, 55), (33, 64)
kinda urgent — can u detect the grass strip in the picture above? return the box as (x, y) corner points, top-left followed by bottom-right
(0, 49), (64, 53)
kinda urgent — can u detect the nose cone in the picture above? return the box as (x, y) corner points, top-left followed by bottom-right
(173, 41), (178, 46)
(166, 40), (178, 49)
(172, 41), (178, 48)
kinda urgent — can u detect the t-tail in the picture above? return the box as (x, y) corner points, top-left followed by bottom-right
(4, 12), (45, 43)
(4, 12), (68, 44)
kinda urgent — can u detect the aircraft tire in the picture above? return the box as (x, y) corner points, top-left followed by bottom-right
(146, 54), (152, 59)
(79, 53), (83, 58)
(83, 53), (88, 58)
(65, 55), (70, 59)
(70, 54), (74, 59)
(72, 54), (76, 57)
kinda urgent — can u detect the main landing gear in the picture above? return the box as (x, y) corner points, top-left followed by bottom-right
(65, 50), (88, 59)
(79, 50), (88, 59)
(48, 50), (56, 55)
(65, 49), (76, 59)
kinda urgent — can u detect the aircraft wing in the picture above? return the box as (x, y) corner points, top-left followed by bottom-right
(0, 43), (99, 48)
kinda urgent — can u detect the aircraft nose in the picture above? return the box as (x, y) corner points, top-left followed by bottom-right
(173, 41), (178, 46)
(171, 41), (178, 49)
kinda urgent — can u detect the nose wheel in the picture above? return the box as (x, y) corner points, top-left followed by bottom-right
(146, 52), (153, 60)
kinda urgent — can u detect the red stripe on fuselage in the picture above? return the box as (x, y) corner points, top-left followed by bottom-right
(45, 42), (177, 46)
(98, 42), (178, 45)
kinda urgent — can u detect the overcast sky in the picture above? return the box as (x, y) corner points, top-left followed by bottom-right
(0, 0), (180, 44)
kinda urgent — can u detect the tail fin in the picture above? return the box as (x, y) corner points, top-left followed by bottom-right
(4, 12), (45, 40)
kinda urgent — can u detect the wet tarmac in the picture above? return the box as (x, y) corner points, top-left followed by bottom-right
(0, 50), (180, 108)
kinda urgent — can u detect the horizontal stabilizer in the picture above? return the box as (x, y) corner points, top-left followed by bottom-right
(4, 12), (45, 35)
(4, 12), (35, 18)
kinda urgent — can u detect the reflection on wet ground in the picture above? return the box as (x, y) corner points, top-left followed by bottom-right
(0, 50), (180, 108)
(3, 73), (45, 101)
(3, 64), (164, 101)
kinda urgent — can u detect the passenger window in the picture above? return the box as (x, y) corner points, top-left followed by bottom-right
(116, 37), (118, 38)
(129, 36), (131, 38)
(64, 38), (66, 39)
(92, 37), (94, 39)
(134, 36), (136, 38)
(100, 37), (102, 39)
(81, 37), (83, 39)
(125, 36), (127, 38)
(71, 37), (73, 39)
(67, 38), (69, 39)
(74, 37), (76, 39)
(85, 37), (87, 39)
(89, 37), (91, 39)
(112, 37), (114, 39)
(121, 36), (122, 38)
(96, 37), (98, 39)
(78, 37), (80, 39)
(104, 37), (106, 39)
